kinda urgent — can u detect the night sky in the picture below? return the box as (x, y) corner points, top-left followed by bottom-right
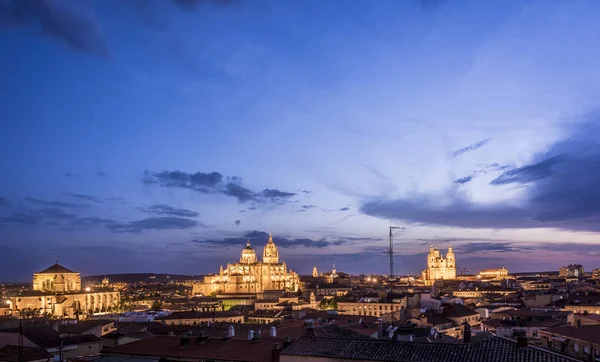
(1, 0), (600, 281)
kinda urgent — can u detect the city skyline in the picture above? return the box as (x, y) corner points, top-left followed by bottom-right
(1, 0), (600, 280)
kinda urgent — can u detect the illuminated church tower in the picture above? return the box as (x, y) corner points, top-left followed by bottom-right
(422, 244), (456, 285)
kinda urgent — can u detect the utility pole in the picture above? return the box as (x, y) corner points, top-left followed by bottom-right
(18, 314), (23, 362)
(384, 226), (405, 328)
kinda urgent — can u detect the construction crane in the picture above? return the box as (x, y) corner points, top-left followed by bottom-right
(383, 226), (405, 327)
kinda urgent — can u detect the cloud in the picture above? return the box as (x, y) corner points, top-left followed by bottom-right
(235, 219), (240, 226)
(454, 175), (474, 185)
(0, 207), (113, 230)
(361, 115), (600, 232)
(107, 217), (200, 233)
(451, 138), (492, 157)
(0, 197), (9, 206)
(25, 197), (89, 208)
(139, 204), (199, 218)
(301, 190), (311, 194)
(301, 205), (316, 210)
(339, 207), (350, 212)
(0, 0), (108, 56)
(96, 172), (105, 177)
(190, 230), (350, 249)
(64, 172), (75, 177)
(64, 193), (104, 203)
(143, 169), (297, 204)
(490, 156), (563, 185)
(170, 0), (236, 11)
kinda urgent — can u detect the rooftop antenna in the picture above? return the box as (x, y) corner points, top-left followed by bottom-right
(384, 226), (405, 327)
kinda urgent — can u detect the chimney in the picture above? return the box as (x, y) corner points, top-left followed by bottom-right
(248, 330), (254, 340)
(229, 325), (235, 337)
(377, 319), (383, 339)
(272, 343), (281, 362)
(270, 326), (277, 337)
(463, 323), (471, 343)
(283, 336), (292, 349)
(515, 330), (528, 349)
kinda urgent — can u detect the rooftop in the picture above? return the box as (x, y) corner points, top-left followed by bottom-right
(0, 345), (54, 362)
(540, 325), (600, 344)
(281, 334), (580, 362)
(103, 335), (282, 362)
(36, 263), (76, 274)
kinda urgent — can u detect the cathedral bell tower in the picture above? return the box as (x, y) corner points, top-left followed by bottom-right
(262, 234), (279, 264)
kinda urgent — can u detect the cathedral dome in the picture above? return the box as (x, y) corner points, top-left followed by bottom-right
(262, 234), (279, 264)
(240, 240), (257, 264)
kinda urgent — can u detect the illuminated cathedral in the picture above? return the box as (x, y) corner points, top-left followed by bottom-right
(193, 234), (300, 295)
(422, 245), (456, 285)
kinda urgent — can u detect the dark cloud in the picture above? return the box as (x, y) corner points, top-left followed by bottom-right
(143, 170), (297, 204)
(171, 0), (236, 11)
(451, 138), (491, 157)
(361, 116), (600, 232)
(454, 175), (473, 185)
(490, 156), (563, 185)
(248, 207), (256, 210)
(235, 219), (240, 226)
(107, 217), (200, 233)
(0, 208), (112, 230)
(301, 205), (316, 210)
(64, 193), (104, 203)
(0, 197), (9, 206)
(191, 230), (349, 249)
(0, 0), (108, 56)
(339, 207), (350, 212)
(25, 197), (89, 209)
(296, 209), (306, 213)
(139, 204), (199, 218)
(302, 190), (311, 194)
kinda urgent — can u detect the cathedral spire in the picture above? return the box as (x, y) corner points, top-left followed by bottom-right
(268, 233), (273, 243)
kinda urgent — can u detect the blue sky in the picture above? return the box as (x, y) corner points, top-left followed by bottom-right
(1, 0), (600, 281)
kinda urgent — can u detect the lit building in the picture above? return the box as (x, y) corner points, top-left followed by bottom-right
(422, 245), (456, 285)
(478, 268), (509, 279)
(9, 263), (119, 318)
(193, 234), (300, 295)
(559, 264), (585, 278)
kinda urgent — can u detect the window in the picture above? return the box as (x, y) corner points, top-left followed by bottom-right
(583, 346), (589, 354)
(573, 344), (578, 352)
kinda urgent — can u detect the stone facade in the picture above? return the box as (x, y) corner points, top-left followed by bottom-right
(193, 235), (300, 295)
(422, 245), (456, 285)
(9, 263), (120, 319)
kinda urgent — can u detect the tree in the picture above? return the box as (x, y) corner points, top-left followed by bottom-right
(150, 300), (162, 311)
(113, 296), (133, 313)
(318, 298), (338, 311)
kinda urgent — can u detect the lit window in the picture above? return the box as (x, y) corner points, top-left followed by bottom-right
(583, 346), (589, 354)
(574, 344), (579, 352)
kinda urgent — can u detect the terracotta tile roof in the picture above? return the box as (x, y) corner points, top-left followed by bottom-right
(154, 311), (240, 320)
(37, 263), (76, 274)
(281, 334), (581, 361)
(540, 325), (600, 344)
(104, 335), (282, 362)
(0, 345), (54, 362)
(441, 304), (479, 318)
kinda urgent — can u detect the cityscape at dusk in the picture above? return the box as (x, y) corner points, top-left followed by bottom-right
(2, 0), (599, 281)
(1, 1), (600, 361)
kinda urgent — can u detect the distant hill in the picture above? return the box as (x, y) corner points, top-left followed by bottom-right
(82, 273), (204, 283)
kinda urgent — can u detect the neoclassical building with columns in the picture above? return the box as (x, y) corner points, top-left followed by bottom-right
(193, 234), (300, 295)
(422, 245), (457, 285)
(9, 263), (119, 319)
